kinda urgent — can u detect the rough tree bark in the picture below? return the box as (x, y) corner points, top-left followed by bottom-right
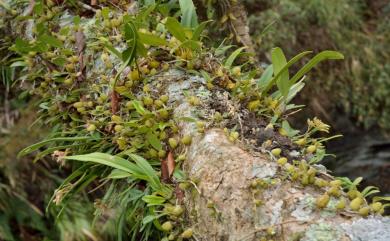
(3, 1), (390, 241)
(161, 69), (390, 241)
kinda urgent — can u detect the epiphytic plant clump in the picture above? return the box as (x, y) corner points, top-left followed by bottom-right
(1, 0), (388, 240)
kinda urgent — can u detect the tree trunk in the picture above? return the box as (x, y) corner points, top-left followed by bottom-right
(163, 69), (390, 241)
(2, 1), (390, 241)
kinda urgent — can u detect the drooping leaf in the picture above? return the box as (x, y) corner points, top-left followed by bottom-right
(128, 154), (162, 191)
(18, 136), (95, 158)
(64, 152), (142, 175)
(289, 50), (344, 84)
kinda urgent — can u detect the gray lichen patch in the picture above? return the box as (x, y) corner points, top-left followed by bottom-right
(301, 223), (344, 241)
(341, 217), (390, 241)
(291, 194), (316, 221)
(251, 161), (277, 179)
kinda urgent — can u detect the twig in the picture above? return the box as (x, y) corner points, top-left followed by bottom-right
(77, 1), (97, 12)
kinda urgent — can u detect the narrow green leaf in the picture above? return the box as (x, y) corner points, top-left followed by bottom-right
(285, 81), (305, 103)
(138, 32), (167, 46)
(64, 152), (141, 174)
(257, 64), (273, 89)
(264, 50), (312, 93)
(146, 132), (162, 150)
(10, 61), (27, 67)
(103, 42), (122, 59)
(192, 20), (211, 41)
(352, 177), (363, 186)
(132, 100), (146, 115)
(224, 46), (246, 68)
(289, 51), (344, 84)
(178, 39), (201, 51)
(107, 169), (132, 179)
(128, 154), (161, 191)
(18, 136), (94, 158)
(142, 215), (157, 226)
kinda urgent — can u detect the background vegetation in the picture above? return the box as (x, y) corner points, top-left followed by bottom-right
(246, 0), (390, 131)
(1, 0), (389, 241)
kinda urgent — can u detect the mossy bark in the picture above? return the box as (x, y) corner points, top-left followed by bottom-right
(164, 70), (390, 241)
(3, 2), (390, 241)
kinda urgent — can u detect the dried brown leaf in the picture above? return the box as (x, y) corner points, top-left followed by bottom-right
(167, 151), (175, 177)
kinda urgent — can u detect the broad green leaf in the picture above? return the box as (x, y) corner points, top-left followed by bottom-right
(281, 120), (299, 137)
(73, 16), (81, 25)
(224, 46), (246, 68)
(179, 0), (198, 28)
(136, 41), (148, 57)
(13, 38), (32, 53)
(138, 32), (167, 46)
(271, 47), (289, 98)
(165, 17), (187, 42)
(38, 34), (63, 48)
(101, 7), (110, 19)
(142, 195), (166, 206)
(178, 39), (201, 51)
(18, 136), (94, 158)
(128, 154), (162, 191)
(146, 132), (162, 150)
(264, 50), (312, 93)
(52, 57), (66, 66)
(290, 51), (344, 84)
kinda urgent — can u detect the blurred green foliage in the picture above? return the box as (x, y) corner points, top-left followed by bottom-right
(247, 0), (390, 130)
